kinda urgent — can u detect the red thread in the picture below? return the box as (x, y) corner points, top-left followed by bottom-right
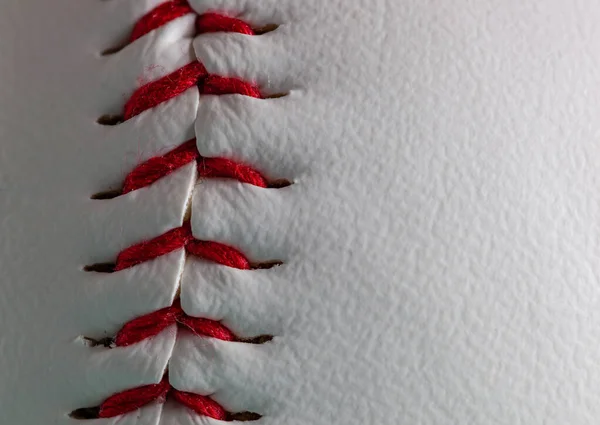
(187, 240), (251, 270)
(123, 63), (261, 120)
(199, 156), (267, 187)
(130, 1), (256, 43)
(200, 74), (262, 98)
(130, 0), (194, 42)
(98, 373), (226, 420)
(122, 139), (268, 194)
(115, 299), (235, 347)
(177, 313), (236, 340)
(114, 221), (250, 271)
(114, 303), (178, 346)
(123, 140), (198, 194)
(171, 389), (226, 419)
(99, 374), (170, 418)
(196, 12), (255, 35)
(115, 223), (193, 271)
(123, 62), (207, 120)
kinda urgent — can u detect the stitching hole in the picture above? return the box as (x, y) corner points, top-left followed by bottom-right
(250, 260), (283, 270)
(101, 42), (127, 56)
(97, 114), (124, 126)
(225, 412), (262, 422)
(69, 407), (100, 420)
(253, 23), (279, 35)
(84, 263), (116, 273)
(90, 189), (123, 200)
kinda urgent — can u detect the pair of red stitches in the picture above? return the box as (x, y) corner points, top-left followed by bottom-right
(95, 138), (285, 200)
(73, 371), (258, 421)
(121, 139), (270, 195)
(92, 296), (270, 348)
(75, 1), (279, 421)
(87, 211), (283, 274)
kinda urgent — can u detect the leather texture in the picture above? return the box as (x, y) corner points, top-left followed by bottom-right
(2, 0), (600, 424)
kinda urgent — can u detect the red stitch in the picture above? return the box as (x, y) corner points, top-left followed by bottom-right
(114, 303), (179, 347)
(99, 374), (170, 418)
(124, 61), (207, 120)
(196, 12), (255, 35)
(114, 221), (251, 271)
(97, 373), (226, 420)
(187, 240), (251, 270)
(123, 140), (198, 194)
(199, 156), (268, 187)
(200, 74), (262, 98)
(130, 0), (194, 43)
(192, 235), (249, 268)
(122, 139), (268, 194)
(171, 388), (227, 419)
(115, 222), (194, 271)
(123, 62), (261, 120)
(130, 1), (256, 43)
(177, 313), (236, 341)
(115, 299), (236, 347)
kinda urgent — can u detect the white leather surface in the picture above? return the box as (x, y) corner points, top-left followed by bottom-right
(3, 0), (600, 424)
